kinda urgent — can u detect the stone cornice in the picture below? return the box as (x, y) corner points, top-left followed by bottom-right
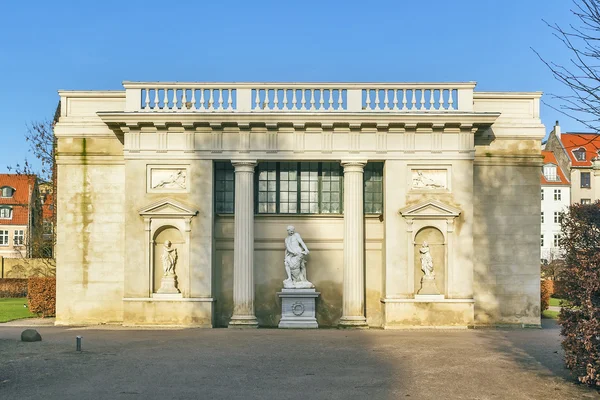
(97, 111), (500, 134)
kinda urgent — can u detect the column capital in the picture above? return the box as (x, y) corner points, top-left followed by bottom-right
(341, 160), (367, 172)
(231, 160), (258, 173)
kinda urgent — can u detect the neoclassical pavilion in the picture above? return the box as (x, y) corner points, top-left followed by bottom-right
(54, 82), (544, 328)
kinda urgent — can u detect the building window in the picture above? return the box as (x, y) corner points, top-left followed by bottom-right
(215, 161), (383, 215)
(581, 172), (591, 188)
(13, 230), (24, 245)
(541, 189), (544, 200)
(581, 198), (592, 205)
(554, 211), (561, 223)
(0, 230), (8, 246)
(364, 163), (384, 214)
(554, 189), (561, 201)
(256, 162), (344, 214)
(214, 162), (235, 213)
(541, 212), (544, 224)
(0, 186), (14, 198)
(543, 164), (557, 181)
(573, 147), (586, 161)
(553, 234), (561, 247)
(540, 234), (544, 247)
(257, 162), (279, 213)
(0, 207), (12, 219)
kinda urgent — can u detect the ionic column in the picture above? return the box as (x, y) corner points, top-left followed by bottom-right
(339, 160), (368, 328)
(228, 160), (258, 328)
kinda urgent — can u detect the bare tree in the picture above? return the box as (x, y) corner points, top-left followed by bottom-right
(7, 103), (59, 271)
(534, 0), (600, 132)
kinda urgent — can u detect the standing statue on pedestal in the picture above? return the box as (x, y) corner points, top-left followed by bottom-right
(283, 226), (314, 289)
(162, 240), (178, 276)
(420, 241), (434, 278)
(157, 240), (180, 294)
(417, 241), (440, 296)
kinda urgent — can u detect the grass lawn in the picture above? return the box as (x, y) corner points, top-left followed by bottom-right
(0, 298), (37, 323)
(549, 297), (567, 307)
(542, 309), (559, 319)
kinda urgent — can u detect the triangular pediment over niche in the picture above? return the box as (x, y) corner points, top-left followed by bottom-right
(138, 198), (198, 218)
(399, 200), (461, 218)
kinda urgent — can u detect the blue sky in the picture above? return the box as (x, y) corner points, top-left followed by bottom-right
(0, 0), (586, 173)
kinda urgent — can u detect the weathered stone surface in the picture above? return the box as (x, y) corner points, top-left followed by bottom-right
(20, 329), (41, 342)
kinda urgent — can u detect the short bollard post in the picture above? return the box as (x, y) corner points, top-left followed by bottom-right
(76, 336), (82, 352)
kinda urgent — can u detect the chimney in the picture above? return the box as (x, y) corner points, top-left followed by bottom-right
(553, 120), (561, 140)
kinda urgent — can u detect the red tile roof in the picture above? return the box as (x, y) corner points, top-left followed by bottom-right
(560, 133), (600, 167)
(0, 174), (36, 225)
(541, 151), (570, 185)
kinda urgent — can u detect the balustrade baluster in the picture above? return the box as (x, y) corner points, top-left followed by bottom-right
(144, 89), (150, 111)
(383, 89), (392, 110)
(199, 89), (205, 110)
(410, 90), (416, 110)
(254, 89), (260, 110)
(190, 89), (196, 111)
(393, 89), (399, 110)
(228, 89), (233, 110)
(401, 90), (407, 110)
(153, 89), (159, 110)
(374, 89), (380, 110)
(365, 89), (371, 111)
(273, 88), (279, 110)
(217, 89), (223, 110)
(282, 89), (288, 110)
(448, 89), (454, 110)
(319, 90), (325, 110)
(301, 89), (306, 110)
(328, 89), (333, 110)
(163, 88), (169, 110)
(209, 89), (214, 110)
(419, 89), (425, 110)
(290, 89), (296, 110)
(439, 89), (445, 110)
(182, 89), (188, 111)
(337, 89), (343, 110)
(310, 89), (316, 110)
(429, 89), (434, 111)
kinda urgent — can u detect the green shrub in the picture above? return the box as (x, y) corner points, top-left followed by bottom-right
(0, 278), (28, 298)
(558, 202), (600, 386)
(27, 277), (55, 317)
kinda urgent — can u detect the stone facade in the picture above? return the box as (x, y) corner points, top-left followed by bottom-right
(54, 83), (545, 328)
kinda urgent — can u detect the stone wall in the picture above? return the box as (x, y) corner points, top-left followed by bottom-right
(55, 137), (125, 325)
(1, 257), (55, 278)
(473, 140), (542, 327)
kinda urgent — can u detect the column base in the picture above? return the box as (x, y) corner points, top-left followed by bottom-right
(228, 315), (259, 328)
(338, 316), (369, 329)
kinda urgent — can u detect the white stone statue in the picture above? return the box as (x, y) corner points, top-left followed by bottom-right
(161, 240), (178, 276)
(419, 241), (434, 278)
(283, 226), (314, 289)
(153, 170), (186, 189)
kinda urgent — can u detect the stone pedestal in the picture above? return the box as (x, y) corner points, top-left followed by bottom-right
(416, 276), (444, 301)
(277, 288), (320, 328)
(157, 275), (180, 294)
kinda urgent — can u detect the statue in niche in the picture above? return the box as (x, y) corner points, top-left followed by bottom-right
(161, 240), (178, 276)
(419, 241), (434, 278)
(283, 226), (314, 289)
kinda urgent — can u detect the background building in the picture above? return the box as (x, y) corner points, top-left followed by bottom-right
(540, 151), (570, 263)
(0, 174), (41, 258)
(544, 122), (600, 204)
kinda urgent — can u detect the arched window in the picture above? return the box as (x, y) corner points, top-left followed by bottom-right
(0, 186), (14, 198)
(0, 207), (12, 219)
(573, 147), (587, 162)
